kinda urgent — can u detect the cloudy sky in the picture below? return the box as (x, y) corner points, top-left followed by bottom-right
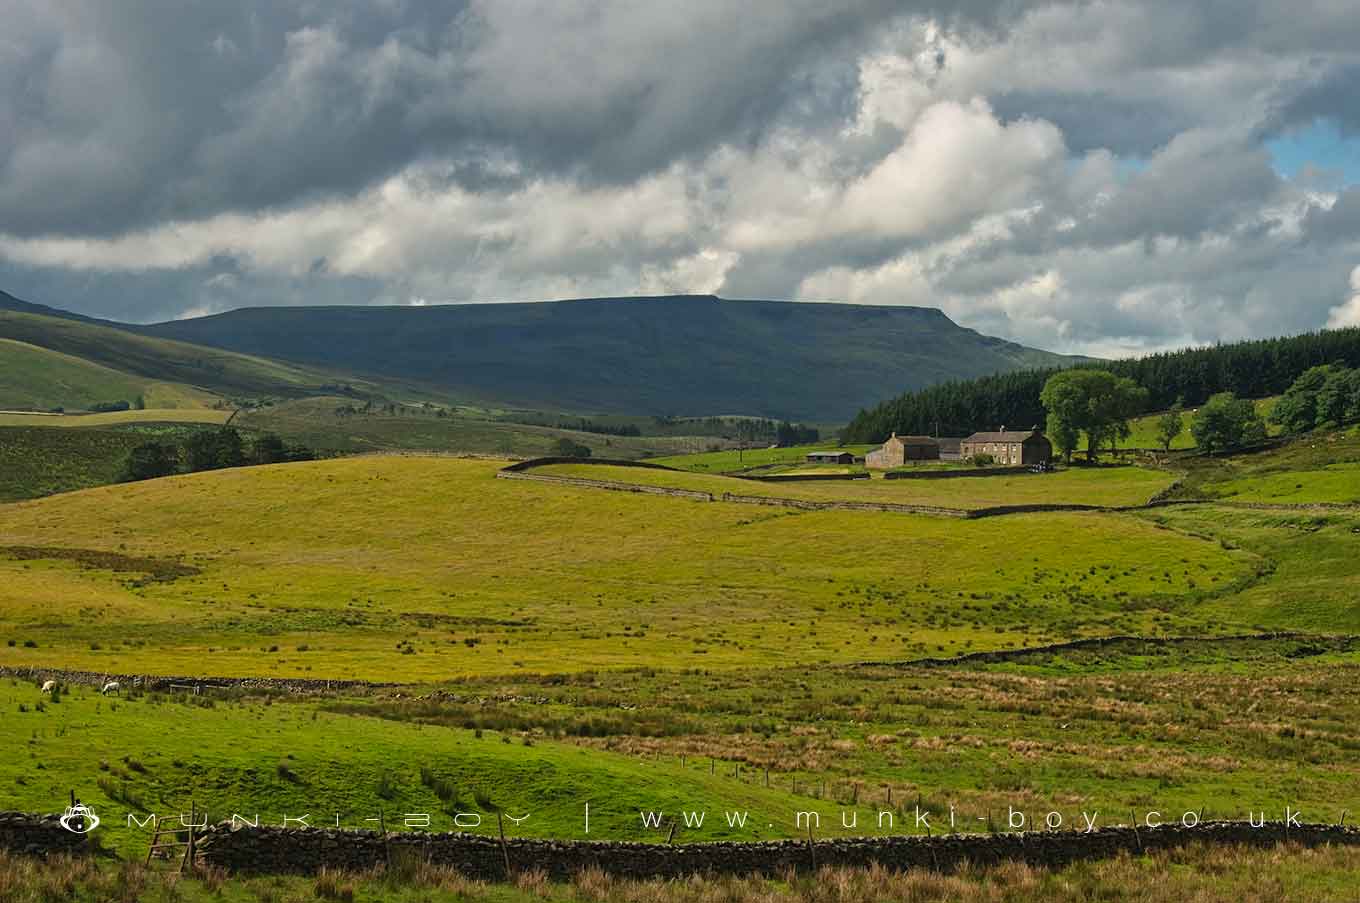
(2, 1), (1359, 356)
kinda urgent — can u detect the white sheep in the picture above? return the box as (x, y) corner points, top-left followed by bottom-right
(40, 680), (57, 693)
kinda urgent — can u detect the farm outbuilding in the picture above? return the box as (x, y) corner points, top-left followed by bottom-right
(864, 433), (940, 469)
(805, 450), (855, 465)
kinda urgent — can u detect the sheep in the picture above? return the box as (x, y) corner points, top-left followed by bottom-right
(40, 680), (57, 693)
(100, 680), (120, 696)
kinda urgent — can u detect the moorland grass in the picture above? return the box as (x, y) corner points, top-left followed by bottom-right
(5, 843), (1360, 902)
(0, 457), (1253, 679)
(235, 397), (729, 459)
(0, 409), (232, 428)
(0, 425), (235, 501)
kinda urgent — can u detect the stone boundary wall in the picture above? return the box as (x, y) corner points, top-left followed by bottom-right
(0, 812), (89, 857)
(0, 666), (395, 695)
(741, 473), (870, 482)
(496, 470), (714, 502)
(717, 492), (970, 518)
(191, 821), (1360, 878)
(883, 466), (1031, 480)
(500, 456), (677, 474)
(496, 459), (1359, 521)
(860, 630), (1354, 670)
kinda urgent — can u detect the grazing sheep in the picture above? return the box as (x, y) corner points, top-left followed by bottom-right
(40, 680), (57, 693)
(100, 680), (120, 696)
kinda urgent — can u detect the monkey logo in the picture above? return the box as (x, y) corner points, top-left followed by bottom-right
(59, 803), (100, 834)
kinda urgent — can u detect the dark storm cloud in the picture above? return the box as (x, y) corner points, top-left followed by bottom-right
(2, 0), (1360, 351)
(1304, 186), (1360, 242)
(1267, 63), (1360, 136)
(0, 256), (384, 325)
(990, 93), (1192, 158)
(0, 0), (1019, 239)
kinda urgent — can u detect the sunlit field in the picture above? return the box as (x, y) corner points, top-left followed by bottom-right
(0, 457), (1250, 679)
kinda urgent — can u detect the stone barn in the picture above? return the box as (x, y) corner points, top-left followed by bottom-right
(865, 432), (940, 469)
(960, 427), (1052, 465)
(935, 437), (963, 461)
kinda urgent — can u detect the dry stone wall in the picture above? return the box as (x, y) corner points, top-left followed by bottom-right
(192, 821), (1360, 878)
(0, 813), (89, 857)
(0, 666), (392, 695)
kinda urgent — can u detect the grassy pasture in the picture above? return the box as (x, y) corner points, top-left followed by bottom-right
(0, 683), (850, 853)
(0, 457), (1250, 679)
(649, 444), (876, 473)
(0, 338), (159, 411)
(532, 462), (1176, 510)
(1139, 506), (1360, 633)
(1118, 397), (1280, 450)
(1174, 427), (1360, 504)
(0, 310), (365, 400)
(1, 636), (1357, 858)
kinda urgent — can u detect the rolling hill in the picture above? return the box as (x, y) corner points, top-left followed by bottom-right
(135, 294), (1084, 420)
(0, 307), (371, 404)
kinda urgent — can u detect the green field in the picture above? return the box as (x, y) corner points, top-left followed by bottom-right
(0, 310), (370, 402)
(1118, 397), (1281, 451)
(1173, 426), (1360, 504)
(2, 635), (1358, 862)
(0, 339), (178, 412)
(2, 430), (1359, 895)
(650, 444), (876, 473)
(531, 461), (1176, 510)
(0, 457), (1251, 678)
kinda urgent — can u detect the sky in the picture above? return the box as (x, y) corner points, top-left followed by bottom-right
(1, 1), (1359, 358)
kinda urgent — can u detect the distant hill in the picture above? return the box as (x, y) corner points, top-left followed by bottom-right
(0, 304), (380, 405)
(133, 295), (1083, 420)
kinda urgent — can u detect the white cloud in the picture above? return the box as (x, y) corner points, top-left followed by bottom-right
(1326, 266), (1360, 328)
(2, 1), (1359, 352)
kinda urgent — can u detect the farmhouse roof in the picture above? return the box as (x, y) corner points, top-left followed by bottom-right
(963, 428), (1044, 443)
(886, 432), (938, 445)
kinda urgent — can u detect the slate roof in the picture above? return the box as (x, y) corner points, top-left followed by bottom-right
(963, 429), (1045, 444)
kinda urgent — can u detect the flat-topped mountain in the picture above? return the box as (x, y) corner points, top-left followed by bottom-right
(133, 294), (1082, 420)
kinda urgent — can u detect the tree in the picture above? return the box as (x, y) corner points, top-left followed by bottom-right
(552, 438), (592, 458)
(1040, 375), (1084, 463)
(185, 428), (246, 471)
(123, 442), (179, 482)
(250, 434), (290, 465)
(1191, 392), (1265, 454)
(1040, 369), (1149, 463)
(1155, 402), (1185, 452)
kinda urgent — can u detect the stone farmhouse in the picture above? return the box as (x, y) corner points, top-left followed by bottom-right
(960, 427), (1053, 465)
(865, 432), (940, 469)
